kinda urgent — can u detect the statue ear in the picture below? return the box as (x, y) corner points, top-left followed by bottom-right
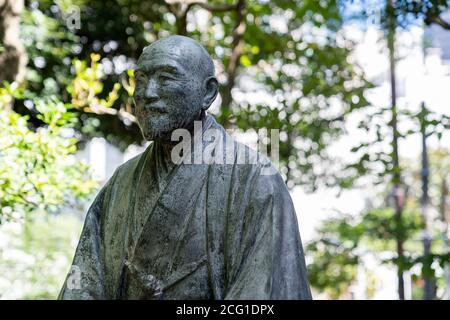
(202, 76), (218, 110)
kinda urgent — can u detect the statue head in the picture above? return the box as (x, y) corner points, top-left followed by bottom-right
(133, 35), (218, 141)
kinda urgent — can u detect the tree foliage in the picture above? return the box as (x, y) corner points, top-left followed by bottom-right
(307, 149), (450, 299)
(15, 0), (373, 190)
(0, 80), (97, 224)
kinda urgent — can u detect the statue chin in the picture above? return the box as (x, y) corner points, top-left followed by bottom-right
(139, 116), (192, 142)
(141, 126), (174, 142)
(137, 117), (165, 141)
(141, 129), (163, 141)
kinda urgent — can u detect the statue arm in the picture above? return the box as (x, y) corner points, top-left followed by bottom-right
(224, 170), (312, 300)
(58, 184), (109, 300)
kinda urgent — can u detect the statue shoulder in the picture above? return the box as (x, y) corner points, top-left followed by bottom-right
(232, 138), (281, 178)
(108, 149), (147, 184)
(117, 152), (143, 173)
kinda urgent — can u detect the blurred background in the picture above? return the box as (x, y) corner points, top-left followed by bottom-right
(1, 0), (450, 300)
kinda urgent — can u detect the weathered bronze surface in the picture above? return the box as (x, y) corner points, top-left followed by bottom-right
(59, 36), (312, 300)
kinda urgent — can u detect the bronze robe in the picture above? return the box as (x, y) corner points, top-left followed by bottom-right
(59, 115), (311, 300)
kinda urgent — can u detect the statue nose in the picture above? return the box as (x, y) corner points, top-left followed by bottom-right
(144, 79), (160, 103)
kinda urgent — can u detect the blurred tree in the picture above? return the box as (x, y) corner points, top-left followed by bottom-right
(307, 207), (423, 299)
(395, 0), (450, 29)
(345, 0), (450, 29)
(14, 0), (372, 190)
(338, 0), (450, 299)
(307, 147), (450, 299)
(0, 0), (27, 94)
(0, 81), (98, 225)
(0, 213), (83, 299)
(0, 41), (125, 299)
(306, 214), (363, 298)
(0, 51), (128, 224)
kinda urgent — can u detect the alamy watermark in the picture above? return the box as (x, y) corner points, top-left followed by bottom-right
(66, 265), (81, 290)
(62, 5), (81, 32)
(170, 121), (280, 176)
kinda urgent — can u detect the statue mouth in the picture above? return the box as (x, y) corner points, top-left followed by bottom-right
(145, 104), (167, 114)
(136, 104), (167, 117)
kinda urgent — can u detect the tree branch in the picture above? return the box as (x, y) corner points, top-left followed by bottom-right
(192, 2), (239, 13)
(166, 1), (239, 15)
(166, 0), (246, 128)
(167, 2), (189, 35)
(84, 103), (136, 124)
(220, 0), (246, 128)
(425, 13), (450, 30)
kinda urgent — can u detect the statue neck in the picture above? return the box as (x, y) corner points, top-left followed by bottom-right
(155, 109), (207, 160)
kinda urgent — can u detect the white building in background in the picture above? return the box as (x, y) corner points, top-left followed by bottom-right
(78, 19), (450, 300)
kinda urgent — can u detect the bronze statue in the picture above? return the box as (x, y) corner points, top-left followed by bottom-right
(59, 35), (311, 300)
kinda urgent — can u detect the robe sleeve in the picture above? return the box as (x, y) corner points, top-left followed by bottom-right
(58, 184), (108, 300)
(224, 167), (312, 300)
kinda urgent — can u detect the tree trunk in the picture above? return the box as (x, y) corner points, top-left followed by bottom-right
(0, 0), (27, 85)
(420, 103), (434, 300)
(386, 0), (405, 300)
(220, 0), (246, 128)
(170, 0), (246, 129)
(441, 177), (450, 299)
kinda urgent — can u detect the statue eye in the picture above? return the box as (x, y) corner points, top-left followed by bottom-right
(159, 74), (175, 82)
(135, 72), (147, 82)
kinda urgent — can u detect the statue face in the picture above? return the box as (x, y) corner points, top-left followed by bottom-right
(134, 40), (206, 141)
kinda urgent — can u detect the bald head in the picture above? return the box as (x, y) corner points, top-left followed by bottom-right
(133, 35), (219, 141)
(138, 35), (215, 81)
